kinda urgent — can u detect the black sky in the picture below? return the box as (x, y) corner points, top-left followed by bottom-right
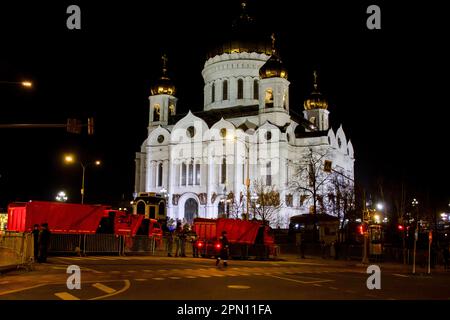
(0, 0), (449, 212)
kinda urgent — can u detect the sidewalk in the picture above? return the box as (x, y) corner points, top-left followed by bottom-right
(276, 253), (449, 274)
(0, 248), (19, 272)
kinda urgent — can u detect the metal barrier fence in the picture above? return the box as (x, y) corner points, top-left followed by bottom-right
(0, 232), (34, 271)
(47, 234), (278, 259)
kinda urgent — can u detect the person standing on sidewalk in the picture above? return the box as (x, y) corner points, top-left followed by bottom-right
(31, 224), (40, 262)
(443, 244), (449, 271)
(38, 223), (51, 263)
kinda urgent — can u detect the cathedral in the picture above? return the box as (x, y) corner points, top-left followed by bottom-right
(134, 3), (354, 227)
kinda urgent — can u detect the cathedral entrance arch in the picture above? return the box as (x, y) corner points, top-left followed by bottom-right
(184, 198), (198, 224)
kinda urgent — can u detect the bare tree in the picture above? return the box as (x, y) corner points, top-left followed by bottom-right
(289, 148), (332, 241)
(228, 191), (246, 219)
(251, 178), (283, 226)
(327, 171), (356, 243)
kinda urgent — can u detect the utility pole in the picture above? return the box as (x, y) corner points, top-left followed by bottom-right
(362, 189), (369, 264)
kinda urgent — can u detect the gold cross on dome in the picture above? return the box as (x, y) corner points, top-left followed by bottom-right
(271, 33), (276, 54)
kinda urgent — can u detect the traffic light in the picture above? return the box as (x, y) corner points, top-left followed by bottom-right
(66, 118), (82, 134)
(87, 117), (94, 135)
(358, 224), (365, 235)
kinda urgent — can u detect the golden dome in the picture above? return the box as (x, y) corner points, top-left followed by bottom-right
(259, 33), (288, 80)
(304, 71), (328, 110)
(150, 54), (176, 96)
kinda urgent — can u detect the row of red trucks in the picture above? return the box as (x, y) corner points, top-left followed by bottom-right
(6, 201), (163, 237)
(6, 201), (276, 259)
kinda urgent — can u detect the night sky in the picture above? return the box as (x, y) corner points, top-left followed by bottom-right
(0, 1), (448, 213)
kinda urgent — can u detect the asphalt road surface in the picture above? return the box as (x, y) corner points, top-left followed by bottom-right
(1, 255), (449, 300)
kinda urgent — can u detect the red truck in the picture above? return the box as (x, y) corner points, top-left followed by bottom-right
(192, 218), (276, 259)
(7, 201), (162, 238)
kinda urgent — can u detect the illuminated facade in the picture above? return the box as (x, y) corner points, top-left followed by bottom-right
(134, 7), (354, 227)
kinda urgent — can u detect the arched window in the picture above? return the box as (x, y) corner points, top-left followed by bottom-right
(157, 163), (163, 187)
(181, 162), (187, 185)
(153, 104), (160, 122)
(195, 163), (201, 185)
(222, 80), (228, 100)
(188, 162), (194, 185)
(265, 89), (273, 108)
(211, 83), (215, 103)
(237, 79), (244, 99)
(221, 158), (227, 184)
(253, 79), (259, 99)
(283, 92), (288, 109)
(266, 162), (272, 186)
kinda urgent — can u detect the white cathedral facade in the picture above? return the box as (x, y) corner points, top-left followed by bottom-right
(134, 35), (354, 227)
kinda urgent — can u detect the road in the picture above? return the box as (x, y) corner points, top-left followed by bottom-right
(0, 255), (449, 300)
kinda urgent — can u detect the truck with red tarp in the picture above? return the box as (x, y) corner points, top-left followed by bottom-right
(192, 218), (276, 259)
(7, 201), (162, 238)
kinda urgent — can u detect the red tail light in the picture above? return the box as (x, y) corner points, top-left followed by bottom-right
(197, 241), (203, 248)
(215, 243), (221, 250)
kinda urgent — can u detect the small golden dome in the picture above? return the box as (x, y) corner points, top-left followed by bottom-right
(259, 33), (288, 80)
(304, 71), (328, 110)
(151, 54), (176, 96)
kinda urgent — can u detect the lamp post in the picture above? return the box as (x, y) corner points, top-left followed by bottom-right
(228, 134), (251, 220)
(64, 155), (101, 204)
(412, 198), (419, 274)
(0, 80), (33, 88)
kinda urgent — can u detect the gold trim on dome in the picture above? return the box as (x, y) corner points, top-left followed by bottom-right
(304, 70), (328, 110)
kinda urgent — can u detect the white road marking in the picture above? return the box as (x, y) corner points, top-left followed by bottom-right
(392, 273), (409, 278)
(169, 277), (181, 280)
(92, 283), (116, 294)
(228, 285), (251, 289)
(54, 292), (80, 300)
(152, 278), (165, 280)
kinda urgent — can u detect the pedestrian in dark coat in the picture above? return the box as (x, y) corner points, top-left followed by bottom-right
(443, 245), (449, 271)
(216, 231), (229, 267)
(31, 224), (40, 262)
(38, 223), (51, 263)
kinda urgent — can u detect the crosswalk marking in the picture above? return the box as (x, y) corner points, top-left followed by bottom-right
(92, 283), (116, 294)
(55, 292), (80, 300)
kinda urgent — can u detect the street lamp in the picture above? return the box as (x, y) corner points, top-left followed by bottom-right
(64, 154), (101, 204)
(376, 203), (384, 211)
(411, 198), (419, 274)
(56, 191), (68, 202)
(228, 133), (251, 220)
(0, 80), (33, 88)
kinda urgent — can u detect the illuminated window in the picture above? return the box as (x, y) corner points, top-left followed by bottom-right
(188, 162), (194, 185)
(265, 89), (273, 108)
(237, 79), (243, 99)
(157, 163), (163, 187)
(181, 163), (187, 185)
(211, 83), (215, 103)
(153, 104), (161, 122)
(195, 163), (200, 185)
(221, 158), (227, 184)
(222, 80), (228, 100)
(283, 92), (288, 109)
(266, 162), (272, 186)
(253, 79), (259, 99)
